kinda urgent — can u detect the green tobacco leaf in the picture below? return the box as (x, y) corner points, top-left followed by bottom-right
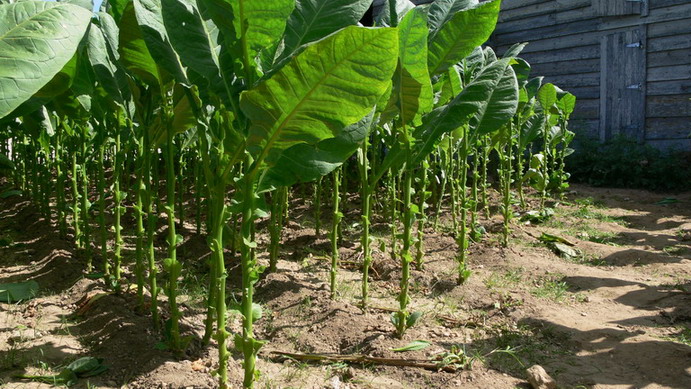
(395, 6), (433, 125)
(282, 0), (372, 58)
(107, 0), (129, 23)
(556, 91), (576, 116)
(118, 1), (162, 86)
(258, 111), (373, 192)
(134, 0), (188, 84)
(411, 58), (518, 166)
(0, 280), (39, 303)
(392, 340), (430, 352)
(437, 66), (462, 106)
(0, 1), (92, 119)
(537, 83), (557, 112)
(427, 0), (500, 76)
(241, 26), (398, 171)
(519, 112), (544, 149)
(230, 0), (294, 71)
(427, 0), (478, 39)
(161, 0), (222, 86)
(539, 232), (575, 246)
(374, 0), (414, 26)
(87, 23), (124, 105)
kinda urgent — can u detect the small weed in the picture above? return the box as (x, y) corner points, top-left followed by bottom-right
(662, 245), (685, 256)
(531, 275), (569, 302)
(484, 268), (524, 290)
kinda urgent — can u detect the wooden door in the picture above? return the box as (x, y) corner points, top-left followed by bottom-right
(599, 26), (647, 142)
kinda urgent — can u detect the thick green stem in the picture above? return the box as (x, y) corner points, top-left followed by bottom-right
(209, 185), (229, 388)
(359, 141), (372, 307)
(71, 147), (81, 249)
(144, 130), (159, 329)
(240, 175), (259, 389)
(457, 131), (470, 285)
(330, 168), (341, 299)
(113, 127), (123, 286)
(80, 131), (92, 272)
(55, 128), (67, 239)
(314, 177), (322, 237)
(501, 125), (514, 248)
(164, 129), (181, 351)
(414, 162), (427, 270)
(135, 135), (146, 310)
(97, 144), (109, 276)
(395, 148), (413, 337)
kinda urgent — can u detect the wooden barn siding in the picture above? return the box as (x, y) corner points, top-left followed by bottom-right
(491, 0), (691, 148)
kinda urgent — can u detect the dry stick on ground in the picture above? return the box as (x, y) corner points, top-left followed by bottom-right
(267, 351), (459, 373)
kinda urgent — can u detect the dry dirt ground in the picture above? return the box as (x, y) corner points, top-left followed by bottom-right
(0, 183), (689, 389)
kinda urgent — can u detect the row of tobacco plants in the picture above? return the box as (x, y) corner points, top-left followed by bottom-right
(0, 0), (576, 387)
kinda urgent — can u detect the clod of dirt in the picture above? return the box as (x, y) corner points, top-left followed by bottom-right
(526, 365), (556, 389)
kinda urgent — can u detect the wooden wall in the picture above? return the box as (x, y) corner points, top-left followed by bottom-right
(490, 0), (691, 150)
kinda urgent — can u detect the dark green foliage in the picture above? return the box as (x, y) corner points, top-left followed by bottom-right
(569, 136), (691, 191)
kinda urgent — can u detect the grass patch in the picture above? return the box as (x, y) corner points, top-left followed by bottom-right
(531, 274), (569, 302)
(484, 268), (524, 290)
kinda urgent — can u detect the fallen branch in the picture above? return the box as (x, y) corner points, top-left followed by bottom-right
(267, 350), (458, 373)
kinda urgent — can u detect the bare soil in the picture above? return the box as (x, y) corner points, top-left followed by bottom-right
(1, 183), (689, 389)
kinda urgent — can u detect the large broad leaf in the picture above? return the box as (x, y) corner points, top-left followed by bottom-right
(118, 1), (162, 86)
(556, 89), (576, 117)
(149, 85), (198, 146)
(519, 112), (544, 149)
(412, 58), (518, 165)
(427, 0), (478, 39)
(282, 0), (372, 58)
(241, 26), (398, 171)
(33, 54), (78, 99)
(98, 12), (121, 60)
(0, 1), (92, 119)
(230, 0), (294, 74)
(161, 0), (223, 87)
(537, 83), (557, 112)
(427, 0), (500, 76)
(394, 6), (433, 125)
(258, 111), (373, 192)
(0, 280), (39, 303)
(134, 0), (188, 84)
(374, 0), (414, 26)
(87, 24), (124, 105)
(107, 0), (129, 23)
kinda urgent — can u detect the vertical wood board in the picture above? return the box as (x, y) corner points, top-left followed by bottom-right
(599, 26), (647, 142)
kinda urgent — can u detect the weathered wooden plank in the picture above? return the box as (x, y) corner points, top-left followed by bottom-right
(494, 7), (596, 34)
(647, 65), (691, 82)
(530, 59), (600, 77)
(540, 72), (600, 89)
(563, 85), (600, 100)
(649, 0), (691, 10)
(646, 94), (691, 117)
(648, 48), (691, 68)
(648, 34), (691, 52)
(499, 0), (590, 22)
(645, 118), (691, 140)
(647, 18), (691, 38)
(600, 26), (647, 142)
(645, 138), (691, 151)
(521, 45), (600, 64)
(600, 4), (691, 30)
(500, 0), (551, 11)
(570, 119), (600, 139)
(647, 79), (691, 95)
(594, 0), (642, 16)
(494, 18), (600, 43)
(572, 98), (599, 119)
